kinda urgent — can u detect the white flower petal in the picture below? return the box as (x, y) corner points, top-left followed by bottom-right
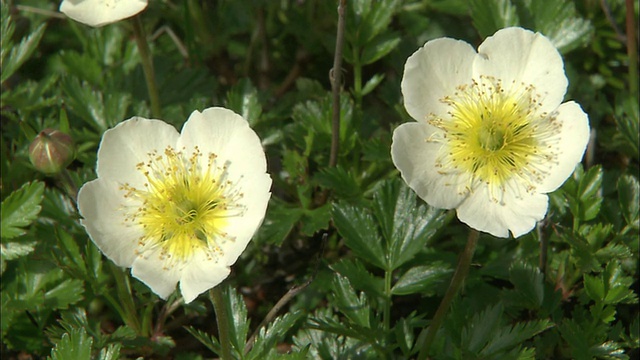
(402, 38), (477, 121)
(131, 249), (182, 300)
(474, 27), (567, 114)
(96, 117), (179, 187)
(220, 178), (272, 266)
(179, 253), (231, 303)
(538, 101), (590, 193)
(457, 183), (549, 238)
(77, 179), (142, 267)
(391, 122), (467, 209)
(178, 108), (268, 177)
(60, 0), (148, 27)
(178, 108), (272, 265)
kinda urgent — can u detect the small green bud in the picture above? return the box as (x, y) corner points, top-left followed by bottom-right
(28, 128), (76, 175)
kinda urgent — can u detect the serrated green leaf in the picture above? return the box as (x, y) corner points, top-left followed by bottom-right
(332, 202), (386, 269)
(509, 263), (544, 309)
(185, 326), (220, 354)
(314, 166), (362, 200)
(331, 274), (370, 328)
(522, 0), (593, 54)
(331, 258), (384, 297)
(461, 303), (504, 354)
(97, 343), (121, 360)
(57, 50), (103, 86)
(225, 78), (262, 126)
(584, 274), (605, 302)
(254, 199), (304, 246)
(300, 205), (331, 236)
(249, 311), (304, 359)
(1, 181), (44, 239)
(372, 179), (448, 270)
(361, 33), (400, 65)
(1, 21), (46, 83)
(49, 328), (93, 360)
(45, 279), (85, 309)
(470, 0), (519, 38)
(614, 94), (639, 158)
(479, 319), (553, 356)
(391, 263), (452, 296)
(617, 174), (639, 226)
(0, 240), (36, 262)
(361, 73), (385, 96)
(219, 285), (249, 355)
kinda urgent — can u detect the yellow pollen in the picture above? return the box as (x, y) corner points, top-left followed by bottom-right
(120, 146), (245, 265)
(428, 75), (562, 202)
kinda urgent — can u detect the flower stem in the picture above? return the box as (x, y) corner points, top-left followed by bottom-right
(329, 0), (346, 168)
(210, 287), (233, 360)
(131, 15), (162, 118)
(383, 267), (392, 345)
(625, 0), (638, 98)
(416, 229), (479, 360)
(109, 263), (142, 335)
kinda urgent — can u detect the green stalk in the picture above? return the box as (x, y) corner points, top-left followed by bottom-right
(210, 287), (233, 360)
(383, 268), (392, 334)
(109, 263), (142, 335)
(131, 16), (162, 118)
(416, 229), (479, 360)
(625, 0), (638, 98)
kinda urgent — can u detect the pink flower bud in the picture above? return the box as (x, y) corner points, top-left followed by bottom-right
(28, 129), (76, 175)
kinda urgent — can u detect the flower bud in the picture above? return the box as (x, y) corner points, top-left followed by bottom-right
(28, 129), (76, 175)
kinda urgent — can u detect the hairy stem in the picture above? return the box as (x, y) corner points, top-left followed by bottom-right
(417, 229), (479, 360)
(329, 0), (347, 168)
(210, 287), (233, 360)
(132, 16), (162, 118)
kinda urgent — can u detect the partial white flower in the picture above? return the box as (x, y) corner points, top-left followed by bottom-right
(391, 27), (590, 238)
(59, 0), (148, 27)
(77, 108), (272, 303)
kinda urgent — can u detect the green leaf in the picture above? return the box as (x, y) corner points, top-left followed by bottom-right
(331, 274), (370, 328)
(617, 174), (639, 226)
(372, 179), (448, 270)
(521, 0), (593, 54)
(97, 344), (121, 360)
(461, 303), (505, 354)
(49, 327), (93, 360)
(391, 263), (452, 296)
(248, 311), (304, 359)
(479, 319), (553, 357)
(332, 202), (386, 270)
(1, 181), (44, 239)
(220, 285), (250, 355)
(361, 73), (385, 96)
(300, 205), (331, 236)
(361, 33), (400, 65)
(254, 199), (304, 246)
(470, 0), (519, 38)
(314, 166), (362, 200)
(225, 78), (262, 126)
(1, 15), (46, 83)
(614, 94), (639, 158)
(508, 263), (545, 309)
(583, 274), (605, 302)
(331, 258), (384, 297)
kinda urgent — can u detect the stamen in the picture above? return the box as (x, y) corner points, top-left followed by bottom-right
(427, 75), (562, 202)
(120, 146), (246, 267)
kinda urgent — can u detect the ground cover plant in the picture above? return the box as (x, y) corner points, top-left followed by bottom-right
(1, 0), (638, 359)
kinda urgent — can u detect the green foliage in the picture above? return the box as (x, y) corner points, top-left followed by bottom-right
(1, 0), (637, 359)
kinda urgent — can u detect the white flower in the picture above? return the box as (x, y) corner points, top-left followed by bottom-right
(391, 27), (590, 238)
(77, 108), (272, 303)
(59, 0), (148, 27)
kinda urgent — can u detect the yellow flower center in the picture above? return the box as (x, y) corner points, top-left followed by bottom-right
(121, 146), (245, 266)
(428, 75), (562, 201)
